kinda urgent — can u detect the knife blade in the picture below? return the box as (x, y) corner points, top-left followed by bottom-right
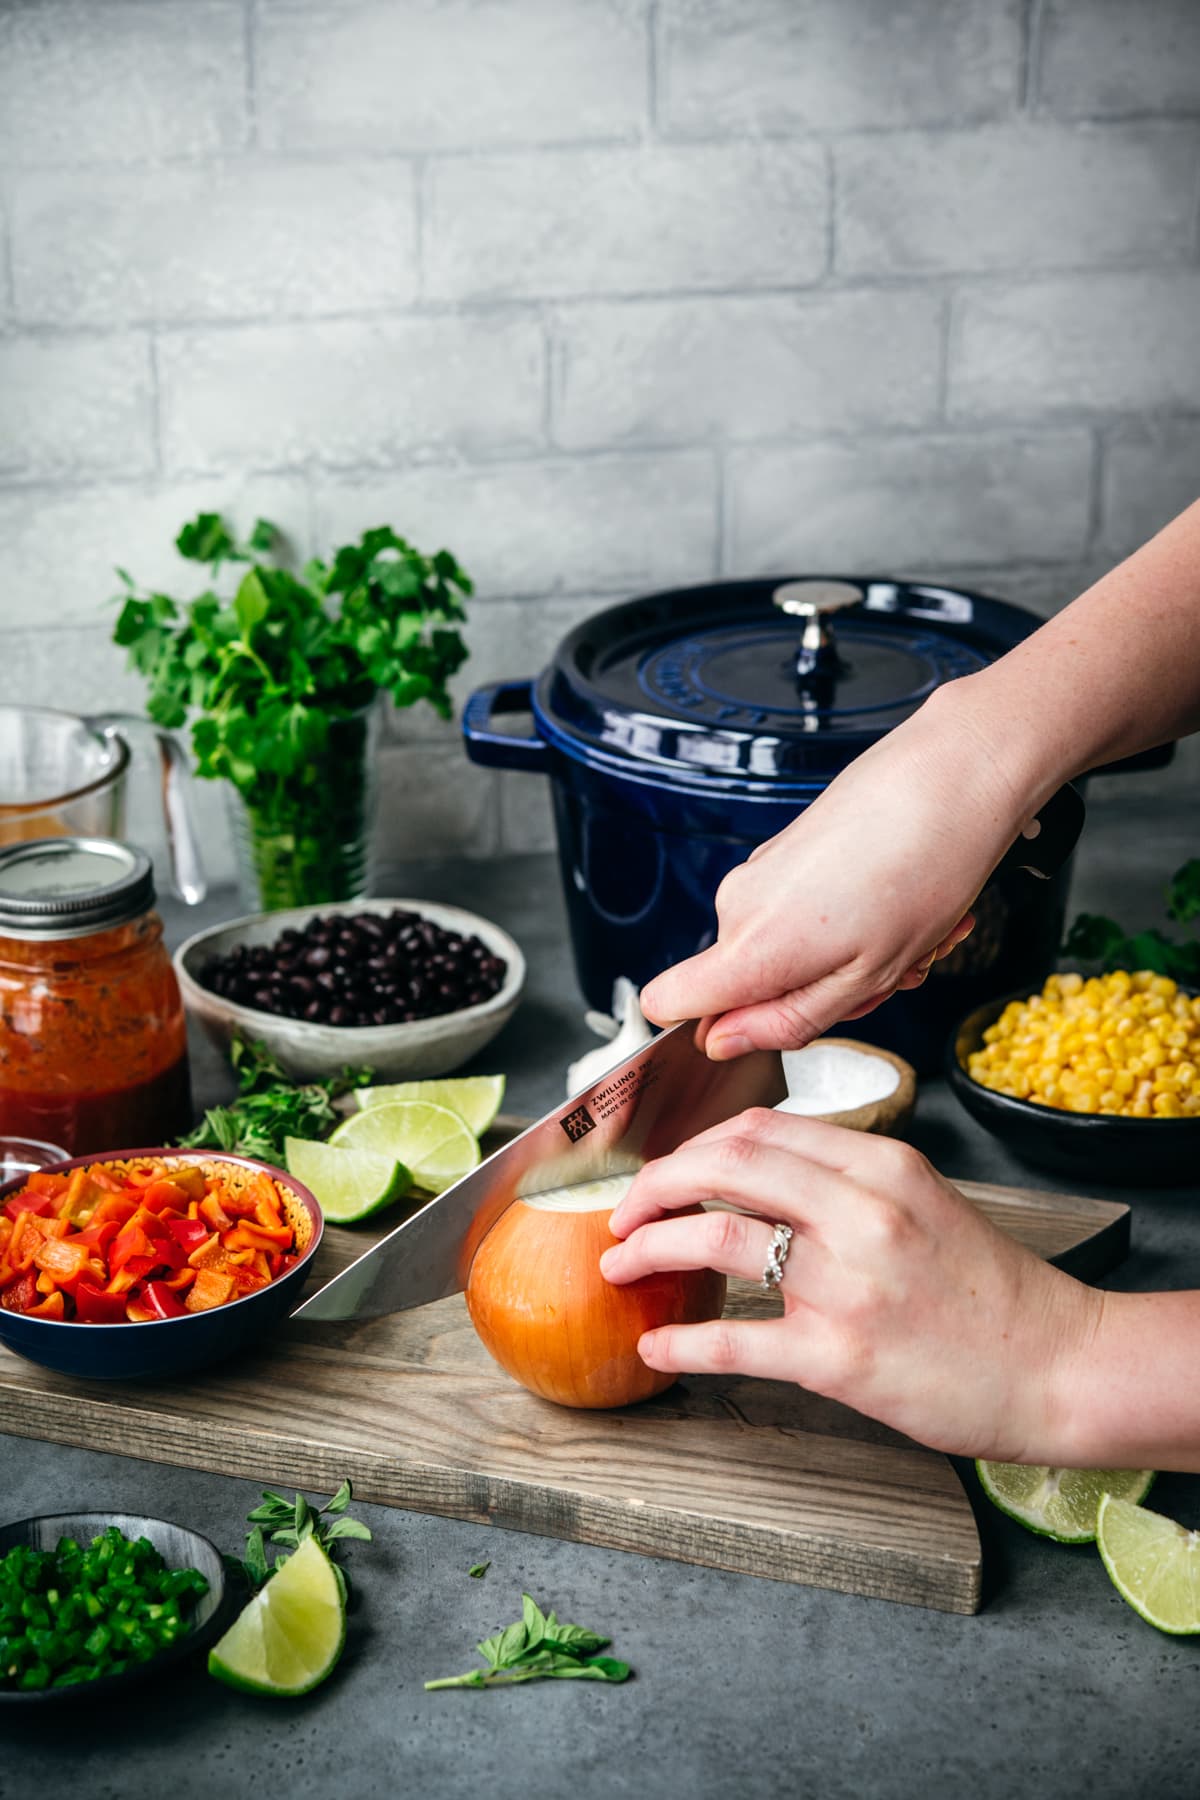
(292, 1022), (785, 1322)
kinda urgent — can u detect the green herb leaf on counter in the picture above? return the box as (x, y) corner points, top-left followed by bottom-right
(1063, 859), (1200, 985)
(468, 1561), (490, 1579)
(424, 1593), (631, 1691)
(231, 1479), (372, 1599)
(178, 1035), (373, 1162)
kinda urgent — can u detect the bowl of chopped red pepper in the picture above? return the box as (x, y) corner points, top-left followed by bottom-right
(0, 1149), (322, 1380)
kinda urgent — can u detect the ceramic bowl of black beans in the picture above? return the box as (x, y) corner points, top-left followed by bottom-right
(174, 899), (526, 1081)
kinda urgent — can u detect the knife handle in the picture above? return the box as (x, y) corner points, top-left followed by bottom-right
(994, 782), (1085, 882)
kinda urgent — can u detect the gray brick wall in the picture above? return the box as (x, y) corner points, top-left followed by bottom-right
(2, 0), (1197, 881)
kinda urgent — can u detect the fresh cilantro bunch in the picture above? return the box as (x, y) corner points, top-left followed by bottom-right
(111, 515), (471, 906)
(1063, 857), (1200, 984)
(179, 1035), (373, 1162)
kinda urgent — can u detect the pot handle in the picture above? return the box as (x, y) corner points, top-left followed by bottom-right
(462, 681), (552, 773)
(994, 782), (1085, 881)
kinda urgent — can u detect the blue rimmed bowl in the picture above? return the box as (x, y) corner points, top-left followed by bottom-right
(0, 1148), (322, 1380)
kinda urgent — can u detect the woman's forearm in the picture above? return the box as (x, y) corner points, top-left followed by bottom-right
(932, 496), (1200, 819)
(1054, 1290), (1200, 1473)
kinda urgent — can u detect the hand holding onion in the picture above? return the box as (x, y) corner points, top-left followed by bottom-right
(466, 1175), (726, 1409)
(601, 1108), (1105, 1464)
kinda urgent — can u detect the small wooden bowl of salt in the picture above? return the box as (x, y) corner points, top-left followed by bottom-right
(777, 1038), (916, 1137)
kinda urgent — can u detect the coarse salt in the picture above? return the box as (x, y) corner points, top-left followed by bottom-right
(777, 1043), (900, 1117)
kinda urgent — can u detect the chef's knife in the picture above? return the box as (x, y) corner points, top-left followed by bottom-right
(293, 1023), (785, 1322)
(994, 782), (1085, 880)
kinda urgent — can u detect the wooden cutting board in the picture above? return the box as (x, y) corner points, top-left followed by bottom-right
(0, 1132), (1129, 1617)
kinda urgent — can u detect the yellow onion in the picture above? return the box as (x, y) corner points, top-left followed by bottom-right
(465, 1174), (726, 1409)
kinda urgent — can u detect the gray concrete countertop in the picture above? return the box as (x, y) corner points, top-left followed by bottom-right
(5, 789), (1200, 1799)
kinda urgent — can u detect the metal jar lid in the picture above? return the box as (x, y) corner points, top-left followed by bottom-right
(0, 838), (156, 939)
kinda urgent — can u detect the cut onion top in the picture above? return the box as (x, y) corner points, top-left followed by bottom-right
(520, 1173), (635, 1214)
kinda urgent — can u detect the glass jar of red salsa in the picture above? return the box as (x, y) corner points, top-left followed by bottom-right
(0, 838), (191, 1155)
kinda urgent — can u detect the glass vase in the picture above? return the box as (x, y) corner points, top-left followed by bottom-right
(224, 698), (382, 912)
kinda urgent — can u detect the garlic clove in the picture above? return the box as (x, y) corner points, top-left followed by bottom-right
(566, 977), (654, 1096)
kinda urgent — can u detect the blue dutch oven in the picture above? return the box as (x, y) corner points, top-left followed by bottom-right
(463, 577), (1167, 1072)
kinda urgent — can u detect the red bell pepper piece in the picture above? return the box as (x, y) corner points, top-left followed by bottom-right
(167, 1216), (209, 1254)
(3, 1190), (58, 1222)
(25, 1289), (66, 1320)
(88, 1194), (138, 1229)
(24, 1171), (67, 1197)
(0, 1270), (40, 1314)
(57, 1168), (107, 1226)
(226, 1220), (294, 1253)
(148, 1227), (185, 1272)
(33, 1237), (92, 1283)
(187, 1234), (225, 1270)
(74, 1218), (120, 1256)
(74, 1279), (130, 1324)
(139, 1280), (189, 1320)
(165, 1165), (207, 1204)
(184, 1268), (237, 1313)
(198, 1194), (234, 1233)
(109, 1219), (158, 1274)
(216, 1193), (263, 1219)
(142, 1178), (191, 1213)
(106, 1256), (158, 1294)
(230, 1264), (268, 1295)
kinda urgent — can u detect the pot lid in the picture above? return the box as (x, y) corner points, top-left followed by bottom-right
(536, 577), (1037, 787)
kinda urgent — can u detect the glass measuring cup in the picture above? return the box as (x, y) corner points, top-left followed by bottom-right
(0, 705), (206, 903)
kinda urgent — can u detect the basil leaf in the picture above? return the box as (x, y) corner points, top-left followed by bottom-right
(243, 1526), (269, 1589)
(323, 1480), (353, 1516)
(544, 1625), (610, 1657)
(468, 1562), (490, 1579)
(521, 1593), (548, 1652)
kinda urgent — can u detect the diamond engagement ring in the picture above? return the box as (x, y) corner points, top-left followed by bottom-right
(761, 1222), (794, 1292)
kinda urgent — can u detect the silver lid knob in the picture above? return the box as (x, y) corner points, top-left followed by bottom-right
(772, 581), (861, 688)
(772, 579), (862, 619)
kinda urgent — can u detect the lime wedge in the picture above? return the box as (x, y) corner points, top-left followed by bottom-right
(284, 1136), (411, 1224)
(976, 1460), (1155, 1542)
(208, 1535), (345, 1697)
(330, 1099), (480, 1195)
(1098, 1493), (1200, 1633)
(354, 1075), (506, 1137)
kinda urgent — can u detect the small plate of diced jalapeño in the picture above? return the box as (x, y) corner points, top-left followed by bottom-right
(0, 1511), (228, 1702)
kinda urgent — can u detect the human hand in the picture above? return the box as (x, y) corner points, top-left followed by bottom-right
(640, 691), (1031, 1057)
(601, 1108), (1102, 1463)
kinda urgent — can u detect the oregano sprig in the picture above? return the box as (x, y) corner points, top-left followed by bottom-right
(424, 1593), (631, 1690)
(229, 1478), (372, 1603)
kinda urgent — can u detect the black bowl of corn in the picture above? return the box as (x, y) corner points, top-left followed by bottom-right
(946, 970), (1200, 1187)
